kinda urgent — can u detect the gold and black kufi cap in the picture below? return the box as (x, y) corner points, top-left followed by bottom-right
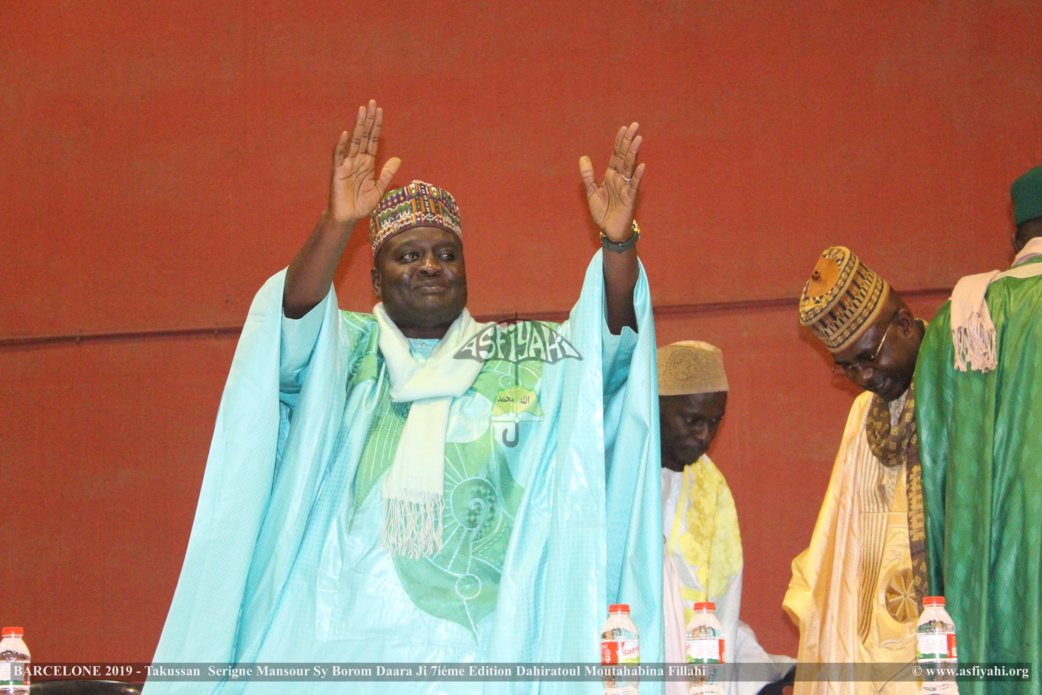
(799, 246), (890, 353)
(657, 341), (729, 396)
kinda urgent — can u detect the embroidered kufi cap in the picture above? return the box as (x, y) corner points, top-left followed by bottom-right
(369, 180), (462, 258)
(1011, 163), (1042, 226)
(799, 246), (890, 353)
(657, 341), (729, 396)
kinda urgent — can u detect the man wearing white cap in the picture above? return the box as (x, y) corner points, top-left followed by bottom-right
(658, 341), (795, 695)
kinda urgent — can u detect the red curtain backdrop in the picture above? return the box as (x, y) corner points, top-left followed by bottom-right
(2, 0), (1041, 663)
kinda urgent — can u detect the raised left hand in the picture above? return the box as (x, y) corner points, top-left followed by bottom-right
(579, 122), (645, 242)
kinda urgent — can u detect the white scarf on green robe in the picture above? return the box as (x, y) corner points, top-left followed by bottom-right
(950, 236), (1042, 372)
(373, 302), (492, 558)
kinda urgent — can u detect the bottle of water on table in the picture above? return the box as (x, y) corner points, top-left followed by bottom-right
(917, 596), (959, 694)
(0, 627), (30, 695)
(601, 603), (640, 694)
(686, 602), (725, 695)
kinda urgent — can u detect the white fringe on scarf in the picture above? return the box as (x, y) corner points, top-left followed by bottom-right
(951, 270), (1000, 373)
(949, 237), (1042, 373)
(382, 494), (446, 560)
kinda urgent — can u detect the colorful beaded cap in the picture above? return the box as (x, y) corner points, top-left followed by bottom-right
(369, 180), (462, 258)
(799, 246), (890, 353)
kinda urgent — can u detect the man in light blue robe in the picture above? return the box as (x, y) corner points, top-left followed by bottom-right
(145, 101), (663, 694)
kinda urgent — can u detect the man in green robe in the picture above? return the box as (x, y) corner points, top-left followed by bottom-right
(916, 163), (1042, 694)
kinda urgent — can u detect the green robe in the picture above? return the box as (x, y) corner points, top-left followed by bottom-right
(915, 256), (1042, 694)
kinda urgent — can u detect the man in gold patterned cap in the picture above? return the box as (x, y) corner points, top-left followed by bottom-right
(147, 100), (666, 692)
(783, 247), (926, 695)
(659, 341), (795, 695)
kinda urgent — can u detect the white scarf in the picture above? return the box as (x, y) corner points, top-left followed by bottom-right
(950, 236), (1042, 372)
(373, 303), (491, 558)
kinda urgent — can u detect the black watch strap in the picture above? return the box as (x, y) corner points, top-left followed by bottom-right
(600, 221), (641, 254)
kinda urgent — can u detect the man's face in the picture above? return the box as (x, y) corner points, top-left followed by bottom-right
(659, 391), (727, 472)
(831, 309), (919, 401)
(372, 226), (468, 339)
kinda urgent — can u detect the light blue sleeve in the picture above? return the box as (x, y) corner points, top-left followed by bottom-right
(279, 290), (334, 398)
(602, 315), (639, 400)
(145, 271), (289, 695)
(486, 251), (662, 695)
(146, 271), (354, 695)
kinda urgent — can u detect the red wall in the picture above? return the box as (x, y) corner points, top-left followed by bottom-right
(2, 0), (1041, 665)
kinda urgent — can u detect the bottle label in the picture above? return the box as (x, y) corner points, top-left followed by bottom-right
(917, 632), (957, 659)
(601, 639), (640, 665)
(0, 661), (28, 686)
(687, 637), (725, 664)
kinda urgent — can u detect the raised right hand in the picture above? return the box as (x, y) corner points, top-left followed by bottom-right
(328, 99), (401, 223)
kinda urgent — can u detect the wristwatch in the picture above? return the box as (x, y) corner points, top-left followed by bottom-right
(600, 220), (641, 254)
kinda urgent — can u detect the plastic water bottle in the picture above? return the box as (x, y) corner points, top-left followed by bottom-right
(0, 627), (30, 695)
(686, 602), (725, 695)
(917, 596), (959, 694)
(601, 604), (639, 694)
